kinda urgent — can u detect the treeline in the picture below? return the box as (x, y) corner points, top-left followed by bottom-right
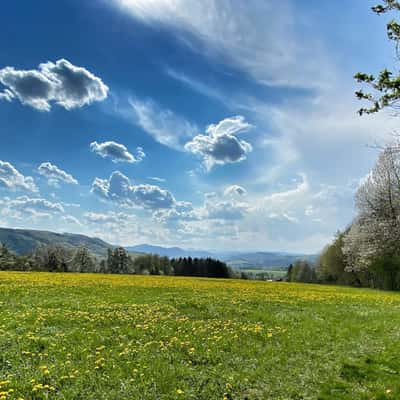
(287, 260), (317, 283)
(286, 229), (400, 289)
(287, 145), (400, 290)
(285, 236), (358, 285)
(0, 243), (232, 278)
(313, 146), (400, 291)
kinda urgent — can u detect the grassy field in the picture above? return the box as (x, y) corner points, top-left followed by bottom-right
(239, 269), (287, 279)
(1, 273), (400, 399)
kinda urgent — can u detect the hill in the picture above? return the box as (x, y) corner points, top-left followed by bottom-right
(0, 227), (112, 257)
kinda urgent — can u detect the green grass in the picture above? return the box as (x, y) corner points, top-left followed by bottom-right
(1, 272), (400, 399)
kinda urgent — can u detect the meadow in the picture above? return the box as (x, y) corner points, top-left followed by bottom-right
(1, 272), (400, 399)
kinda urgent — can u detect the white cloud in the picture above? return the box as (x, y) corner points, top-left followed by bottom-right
(148, 176), (166, 183)
(91, 171), (176, 209)
(0, 161), (38, 192)
(165, 68), (227, 104)
(185, 116), (252, 170)
(0, 59), (109, 111)
(38, 162), (78, 186)
(90, 141), (145, 163)
(130, 98), (197, 150)
(62, 215), (82, 226)
(264, 173), (309, 204)
(205, 199), (250, 220)
(84, 211), (135, 225)
(155, 190), (250, 224)
(0, 196), (65, 221)
(224, 185), (247, 197)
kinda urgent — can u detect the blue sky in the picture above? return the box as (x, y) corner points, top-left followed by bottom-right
(0, 0), (397, 252)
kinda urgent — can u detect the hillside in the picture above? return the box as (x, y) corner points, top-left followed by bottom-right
(0, 227), (112, 257)
(2, 272), (400, 399)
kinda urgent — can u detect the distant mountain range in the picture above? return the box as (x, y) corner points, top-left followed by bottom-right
(0, 227), (318, 268)
(127, 244), (318, 269)
(126, 244), (213, 259)
(219, 251), (318, 269)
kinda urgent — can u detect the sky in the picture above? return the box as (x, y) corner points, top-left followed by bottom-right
(0, 0), (398, 253)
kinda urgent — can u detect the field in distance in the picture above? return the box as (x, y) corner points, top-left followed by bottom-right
(1, 272), (400, 399)
(239, 268), (287, 279)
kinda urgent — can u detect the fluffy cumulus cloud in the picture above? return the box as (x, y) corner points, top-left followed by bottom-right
(0, 160), (37, 192)
(84, 211), (137, 230)
(0, 196), (64, 220)
(185, 116), (252, 170)
(151, 173), (351, 251)
(155, 190), (250, 224)
(129, 99), (198, 150)
(153, 201), (196, 223)
(205, 199), (249, 220)
(91, 171), (176, 209)
(90, 141), (145, 163)
(38, 162), (78, 186)
(0, 59), (109, 111)
(224, 185), (247, 197)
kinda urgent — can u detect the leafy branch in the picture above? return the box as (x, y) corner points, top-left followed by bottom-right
(355, 1), (400, 115)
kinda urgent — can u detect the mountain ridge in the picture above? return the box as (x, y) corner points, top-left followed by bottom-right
(0, 227), (112, 258)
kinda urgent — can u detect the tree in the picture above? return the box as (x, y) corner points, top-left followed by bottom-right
(0, 243), (16, 271)
(316, 231), (348, 283)
(288, 260), (317, 283)
(32, 245), (72, 272)
(343, 146), (400, 288)
(287, 264), (294, 282)
(71, 247), (97, 273)
(355, 1), (400, 114)
(107, 247), (132, 274)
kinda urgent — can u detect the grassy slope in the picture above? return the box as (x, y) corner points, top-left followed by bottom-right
(0, 227), (112, 257)
(1, 273), (400, 399)
(0, 227), (143, 259)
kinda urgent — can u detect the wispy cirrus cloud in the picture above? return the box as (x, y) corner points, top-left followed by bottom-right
(129, 98), (198, 150)
(110, 0), (332, 89)
(165, 68), (227, 104)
